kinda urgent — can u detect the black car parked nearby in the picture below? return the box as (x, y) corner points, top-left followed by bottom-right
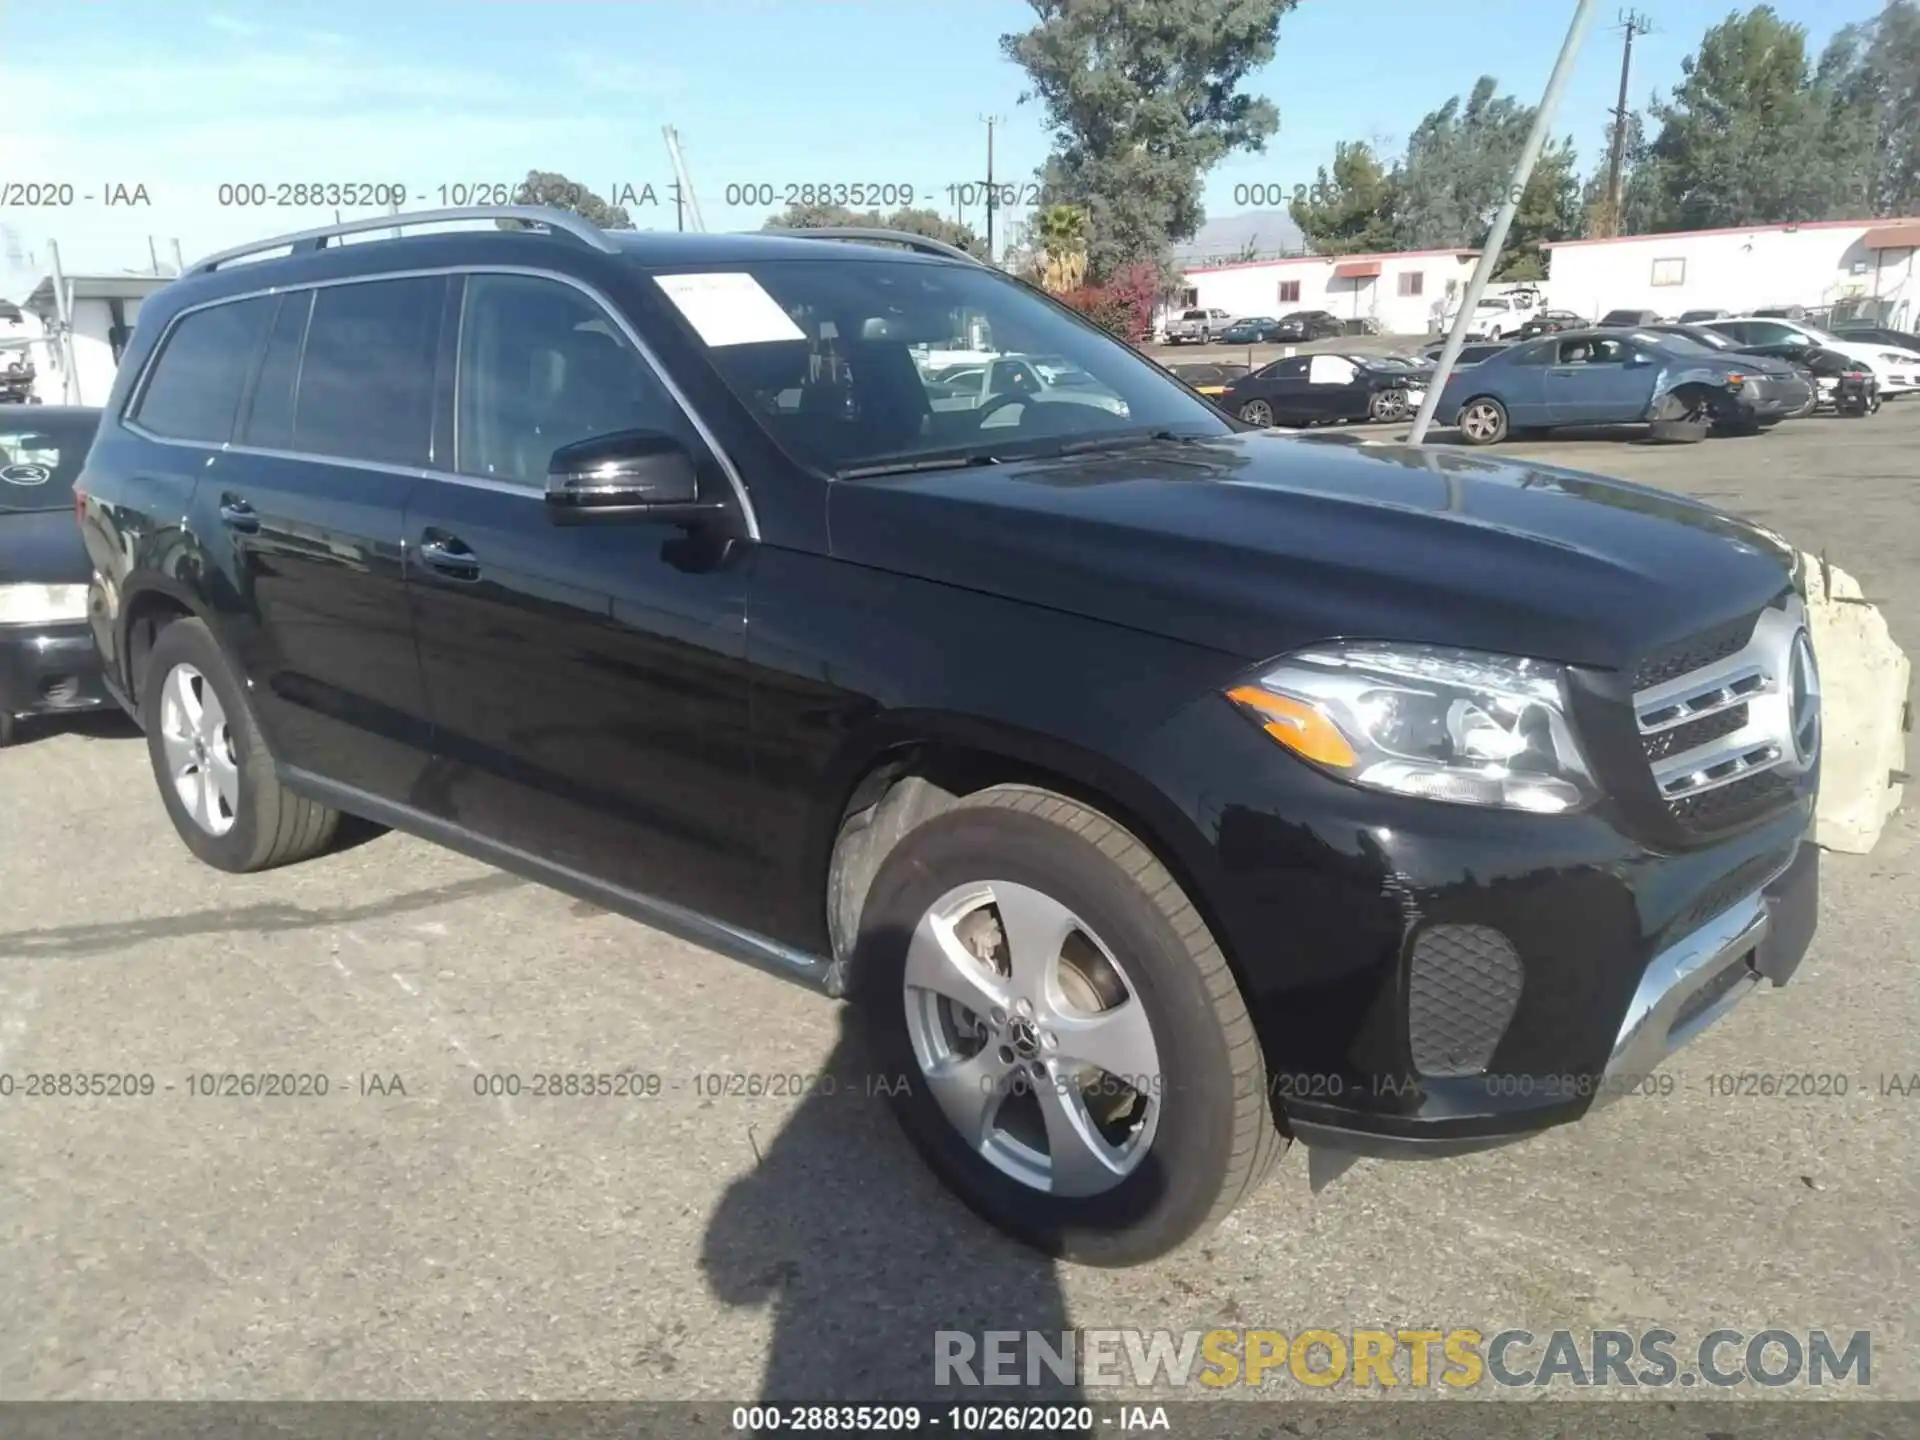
(77, 207), (1823, 1266)
(1738, 342), (1880, 416)
(1219, 352), (1422, 426)
(1, 406), (108, 745)
(1514, 309), (1587, 340)
(1271, 309), (1344, 341)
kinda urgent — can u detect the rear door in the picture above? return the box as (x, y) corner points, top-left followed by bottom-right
(199, 276), (444, 801)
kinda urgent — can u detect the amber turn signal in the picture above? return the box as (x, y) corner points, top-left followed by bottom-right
(1225, 685), (1359, 769)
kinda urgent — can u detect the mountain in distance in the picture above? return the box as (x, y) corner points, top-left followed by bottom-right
(1172, 210), (1307, 270)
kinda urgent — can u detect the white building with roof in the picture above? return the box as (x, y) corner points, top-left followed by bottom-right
(1542, 217), (1920, 327)
(1178, 247), (1480, 336)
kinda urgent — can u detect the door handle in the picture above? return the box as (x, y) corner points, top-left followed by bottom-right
(418, 534), (481, 581)
(218, 498), (259, 533)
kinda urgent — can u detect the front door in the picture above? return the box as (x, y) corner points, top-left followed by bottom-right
(403, 271), (766, 928)
(1545, 335), (1652, 424)
(216, 277), (446, 801)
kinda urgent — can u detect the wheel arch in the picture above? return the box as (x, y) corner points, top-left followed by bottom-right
(116, 577), (210, 722)
(810, 714), (1235, 1005)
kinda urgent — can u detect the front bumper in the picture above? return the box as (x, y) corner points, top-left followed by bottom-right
(0, 621), (110, 722)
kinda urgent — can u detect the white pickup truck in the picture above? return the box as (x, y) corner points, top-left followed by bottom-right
(1441, 289), (1543, 341)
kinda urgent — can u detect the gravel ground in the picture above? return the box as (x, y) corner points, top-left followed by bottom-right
(0, 402), (1914, 1416)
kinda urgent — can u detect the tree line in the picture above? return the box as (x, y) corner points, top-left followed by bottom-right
(1290, 2), (1920, 278)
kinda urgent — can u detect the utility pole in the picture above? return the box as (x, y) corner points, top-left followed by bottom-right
(672, 182), (685, 232)
(1408, 0), (1601, 448)
(1599, 10), (1653, 239)
(980, 113), (1004, 261)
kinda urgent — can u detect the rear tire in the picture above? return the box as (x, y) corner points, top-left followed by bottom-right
(142, 618), (341, 872)
(854, 784), (1283, 1267)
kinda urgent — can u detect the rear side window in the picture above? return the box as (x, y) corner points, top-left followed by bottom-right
(131, 296), (274, 442)
(293, 277), (444, 467)
(238, 290), (313, 451)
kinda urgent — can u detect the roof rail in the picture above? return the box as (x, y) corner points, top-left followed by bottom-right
(186, 205), (620, 274)
(762, 226), (986, 266)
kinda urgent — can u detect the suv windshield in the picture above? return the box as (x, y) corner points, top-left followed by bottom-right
(0, 410), (97, 513)
(655, 257), (1232, 474)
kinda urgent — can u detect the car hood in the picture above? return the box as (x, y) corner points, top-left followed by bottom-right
(827, 433), (1796, 671)
(1830, 340), (1920, 367)
(0, 505), (88, 585)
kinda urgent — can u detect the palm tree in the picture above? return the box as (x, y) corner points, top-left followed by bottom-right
(1036, 204), (1089, 293)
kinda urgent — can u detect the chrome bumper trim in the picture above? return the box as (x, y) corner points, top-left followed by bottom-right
(1596, 891), (1771, 1103)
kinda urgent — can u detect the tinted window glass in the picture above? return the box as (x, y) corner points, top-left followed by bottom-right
(0, 409), (99, 512)
(239, 290), (312, 450)
(293, 277), (442, 467)
(455, 273), (687, 488)
(132, 296), (273, 442)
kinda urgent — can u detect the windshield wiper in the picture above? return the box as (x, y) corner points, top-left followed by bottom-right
(836, 452), (1007, 480)
(1050, 429), (1208, 458)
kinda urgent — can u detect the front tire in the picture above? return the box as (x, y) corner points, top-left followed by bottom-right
(142, 618), (342, 872)
(1456, 396), (1509, 445)
(854, 785), (1282, 1267)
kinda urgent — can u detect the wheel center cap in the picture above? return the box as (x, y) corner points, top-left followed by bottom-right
(1007, 1016), (1039, 1056)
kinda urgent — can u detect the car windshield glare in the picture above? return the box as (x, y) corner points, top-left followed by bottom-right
(655, 258), (1231, 474)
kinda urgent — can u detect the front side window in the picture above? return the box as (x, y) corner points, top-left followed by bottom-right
(1556, 336), (1629, 365)
(456, 273), (688, 488)
(293, 277), (443, 467)
(653, 257), (1230, 474)
(132, 296), (275, 442)
(0, 409), (99, 512)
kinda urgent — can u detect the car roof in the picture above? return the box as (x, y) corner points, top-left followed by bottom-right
(0, 405), (101, 422)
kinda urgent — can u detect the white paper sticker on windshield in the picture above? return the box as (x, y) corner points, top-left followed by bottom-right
(653, 272), (806, 347)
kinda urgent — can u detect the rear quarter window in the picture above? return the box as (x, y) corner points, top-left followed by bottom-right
(130, 296), (275, 442)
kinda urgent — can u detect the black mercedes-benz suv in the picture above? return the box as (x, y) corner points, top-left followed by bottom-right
(76, 208), (1821, 1267)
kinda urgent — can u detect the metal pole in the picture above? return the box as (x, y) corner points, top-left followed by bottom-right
(47, 239), (77, 404)
(1408, 0), (1602, 447)
(148, 236), (161, 275)
(170, 238), (186, 275)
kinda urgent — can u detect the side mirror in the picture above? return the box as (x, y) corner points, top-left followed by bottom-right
(544, 430), (723, 524)
(1626, 351), (1654, 367)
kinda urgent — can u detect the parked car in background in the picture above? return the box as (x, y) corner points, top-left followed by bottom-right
(926, 353), (1131, 421)
(1754, 305), (1808, 321)
(1677, 308), (1730, 323)
(1422, 339), (1510, 368)
(1219, 351), (1424, 427)
(1165, 361), (1251, 397)
(1703, 316), (1920, 395)
(1598, 308), (1665, 327)
(1735, 342), (1879, 417)
(1443, 293), (1540, 341)
(1829, 322), (1920, 353)
(1436, 329), (1812, 445)
(1170, 307), (1234, 344)
(0, 406), (108, 745)
(1218, 316), (1280, 345)
(1515, 309), (1587, 340)
(1271, 310), (1344, 342)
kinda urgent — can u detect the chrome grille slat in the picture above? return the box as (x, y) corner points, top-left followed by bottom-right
(1630, 598), (1817, 833)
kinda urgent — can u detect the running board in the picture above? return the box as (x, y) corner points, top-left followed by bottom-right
(279, 767), (835, 991)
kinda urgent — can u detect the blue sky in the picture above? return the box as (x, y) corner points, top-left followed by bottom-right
(0, 0), (1887, 276)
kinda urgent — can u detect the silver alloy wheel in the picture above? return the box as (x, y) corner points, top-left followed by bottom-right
(158, 662), (240, 837)
(902, 880), (1163, 1197)
(1460, 400), (1503, 442)
(1240, 399), (1274, 426)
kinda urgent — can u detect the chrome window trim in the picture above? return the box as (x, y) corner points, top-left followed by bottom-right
(118, 263), (761, 538)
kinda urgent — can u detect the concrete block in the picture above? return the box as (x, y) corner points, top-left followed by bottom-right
(1802, 551), (1909, 854)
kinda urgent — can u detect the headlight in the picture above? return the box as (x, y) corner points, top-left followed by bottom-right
(1224, 643), (1598, 813)
(1878, 353), (1909, 366)
(0, 582), (89, 626)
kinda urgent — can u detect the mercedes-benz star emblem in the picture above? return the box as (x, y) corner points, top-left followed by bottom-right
(1788, 629), (1820, 768)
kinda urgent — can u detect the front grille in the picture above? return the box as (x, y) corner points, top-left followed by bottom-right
(1633, 613), (1755, 691)
(1644, 704), (1747, 762)
(1407, 924), (1524, 1078)
(1668, 770), (1796, 830)
(1632, 599), (1810, 836)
